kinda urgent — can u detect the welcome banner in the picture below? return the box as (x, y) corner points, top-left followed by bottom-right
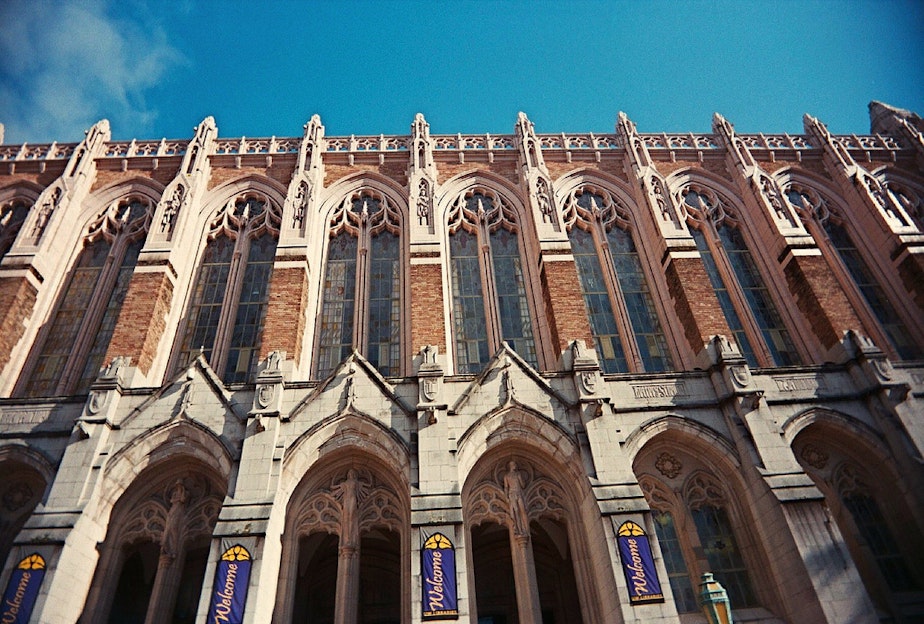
(206, 544), (252, 624)
(0, 553), (46, 624)
(421, 532), (458, 620)
(616, 521), (664, 605)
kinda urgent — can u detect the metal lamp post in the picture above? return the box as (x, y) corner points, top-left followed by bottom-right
(699, 572), (733, 624)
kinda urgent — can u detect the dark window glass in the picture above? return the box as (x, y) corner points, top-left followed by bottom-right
(317, 233), (358, 379)
(843, 494), (919, 591)
(0, 201), (30, 260)
(491, 227), (537, 368)
(824, 221), (921, 359)
(368, 231), (401, 376)
(178, 236), (235, 371)
(569, 227), (627, 373)
(652, 510), (698, 613)
(450, 229), (489, 374)
(691, 505), (758, 608)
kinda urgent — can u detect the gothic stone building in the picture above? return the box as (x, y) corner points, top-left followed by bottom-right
(0, 102), (922, 624)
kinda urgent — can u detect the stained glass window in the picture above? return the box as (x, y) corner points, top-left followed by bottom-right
(684, 189), (799, 367)
(566, 190), (672, 373)
(569, 227), (627, 373)
(448, 192), (537, 373)
(652, 510), (698, 613)
(315, 193), (402, 379)
(843, 494), (918, 592)
(823, 221), (921, 360)
(691, 505), (758, 608)
(177, 195), (280, 383)
(24, 198), (151, 397)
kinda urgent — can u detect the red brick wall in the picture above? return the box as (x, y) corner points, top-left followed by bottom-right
(783, 254), (864, 349)
(540, 259), (593, 355)
(104, 271), (173, 374)
(0, 276), (37, 374)
(665, 256), (732, 352)
(260, 266), (308, 361)
(409, 262), (446, 354)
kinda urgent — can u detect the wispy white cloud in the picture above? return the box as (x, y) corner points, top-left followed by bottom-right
(0, 0), (184, 143)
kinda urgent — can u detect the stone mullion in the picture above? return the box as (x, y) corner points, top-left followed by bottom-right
(145, 541), (187, 624)
(334, 542), (361, 624)
(209, 234), (249, 378)
(353, 230), (370, 354)
(479, 225), (503, 358)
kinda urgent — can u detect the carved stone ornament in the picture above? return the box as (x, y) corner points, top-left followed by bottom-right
(293, 180), (310, 228)
(417, 178), (432, 227)
(871, 356), (894, 381)
(421, 377), (438, 402)
(256, 383), (275, 409)
(800, 443), (829, 470)
(579, 371), (596, 395)
(535, 177), (554, 223)
(655, 452), (683, 479)
(2, 482), (34, 512)
(87, 390), (108, 414)
(467, 458), (567, 535)
(730, 364), (751, 388)
(30, 186), (62, 244)
(161, 184), (185, 234)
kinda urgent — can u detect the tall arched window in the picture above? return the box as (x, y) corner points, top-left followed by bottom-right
(447, 188), (537, 373)
(0, 199), (31, 260)
(315, 191), (402, 379)
(23, 197), (152, 396)
(563, 187), (672, 373)
(788, 185), (922, 360)
(176, 194), (280, 383)
(682, 185), (800, 367)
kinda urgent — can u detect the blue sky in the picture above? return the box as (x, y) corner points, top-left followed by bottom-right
(1, 0), (921, 144)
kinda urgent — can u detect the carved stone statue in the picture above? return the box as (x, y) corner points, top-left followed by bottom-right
(417, 179), (431, 226)
(335, 469), (362, 548)
(161, 479), (188, 560)
(503, 461), (530, 537)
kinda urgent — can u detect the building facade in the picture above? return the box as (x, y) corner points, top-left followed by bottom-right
(0, 102), (922, 624)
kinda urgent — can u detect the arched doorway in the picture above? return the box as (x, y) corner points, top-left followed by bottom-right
(81, 464), (225, 623)
(279, 461), (408, 624)
(465, 455), (585, 624)
(0, 458), (46, 569)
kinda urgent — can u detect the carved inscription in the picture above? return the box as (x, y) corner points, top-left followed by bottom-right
(773, 376), (823, 393)
(0, 410), (47, 425)
(632, 382), (687, 399)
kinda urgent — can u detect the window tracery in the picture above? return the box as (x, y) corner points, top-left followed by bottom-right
(0, 199), (31, 260)
(176, 193), (281, 383)
(562, 186), (673, 373)
(315, 190), (402, 379)
(23, 197), (152, 396)
(639, 465), (759, 612)
(447, 188), (538, 373)
(787, 185), (921, 360)
(682, 185), (800, 367)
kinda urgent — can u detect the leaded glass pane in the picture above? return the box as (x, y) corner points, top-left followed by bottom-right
(569, 227), (627, 373)
(451, 229), (489, 374)
(177, 236), (234, 371)
(691, 228), (758, 367)
(26, 240), (110, 396)
(691, 505), (758, 608)
(824, 222), (921, 359)
(652, 511), (698, 613)
(76, 239), (144, 392)
(317, 233), (358, 379)
(607, 227), (672, 372)
(843, 494), (918, 591)
(717, 225), (799, 366)
(368, 231), (401, 376)
(491, 227), (537, 368)
(224, 232), (277, 383)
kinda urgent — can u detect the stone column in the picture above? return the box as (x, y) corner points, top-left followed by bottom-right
(503, 461), (542, 623)
(334, 469), (362, 624)
(145, 480), (188, 624)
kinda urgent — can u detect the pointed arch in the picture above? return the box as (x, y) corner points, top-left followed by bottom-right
(666, 168), (802, 367)
(437, 172), (546, 373)
(312, 174), (409, 378)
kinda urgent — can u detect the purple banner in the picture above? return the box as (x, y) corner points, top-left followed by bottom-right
(206, 545), (252, 624)
(1, 553), (46, 624)
(421, 532), (458, 620)
(616, 521), (664, 605)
